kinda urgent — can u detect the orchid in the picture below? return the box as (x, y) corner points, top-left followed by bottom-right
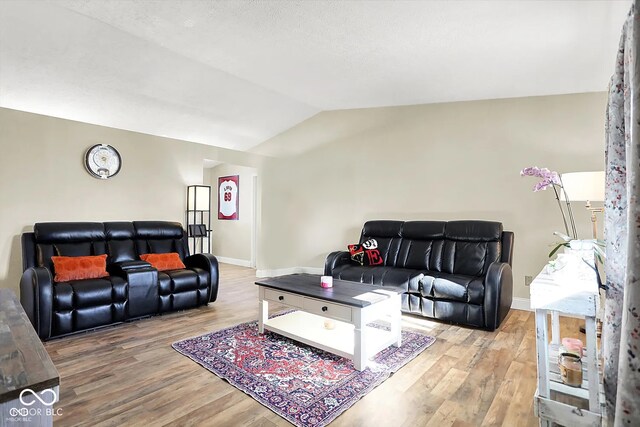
(521, 166), (577, 239)
(520, 167), (561, 190)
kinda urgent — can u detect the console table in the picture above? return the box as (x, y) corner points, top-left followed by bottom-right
(0, 289), (59, 426)
(531, 253), (603, 427)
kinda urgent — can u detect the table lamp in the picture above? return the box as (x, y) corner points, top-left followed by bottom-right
(560, 171), (605, 239)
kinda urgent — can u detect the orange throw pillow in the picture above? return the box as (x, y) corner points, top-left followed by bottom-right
(139, 253), (185, 271)
(51, 254), (109, 282)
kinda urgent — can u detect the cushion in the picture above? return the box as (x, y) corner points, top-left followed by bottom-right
(51, 254), (108, 282)
(147, 239), (175, 253)
(108, 239), (136, 263)
(360, 221), (403, 238)
(140, 252), (186, 271)
(331, 265), (422, 291)
(54, 242), (92, 257)
(348, 238), (383, 266)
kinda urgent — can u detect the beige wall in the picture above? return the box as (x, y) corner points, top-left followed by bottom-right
(0, 92), (607, 304)
(0, 107), (265, 296)
(209, 163), (257, 263)
(258, 93), (607, 300)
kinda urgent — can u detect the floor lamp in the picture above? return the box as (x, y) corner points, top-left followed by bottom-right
(186, 185), (212, 254)
(560, 171), (605, 335)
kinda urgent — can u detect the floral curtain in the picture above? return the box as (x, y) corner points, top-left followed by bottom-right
(604, 1), (640, 425)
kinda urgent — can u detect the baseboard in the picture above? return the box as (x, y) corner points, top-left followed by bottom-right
(216, 256), (252, 268)
(256, 267), (324, 278)
(511, 297), (531, 311)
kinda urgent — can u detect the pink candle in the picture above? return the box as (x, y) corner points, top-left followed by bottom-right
(320, 276), (333, 288)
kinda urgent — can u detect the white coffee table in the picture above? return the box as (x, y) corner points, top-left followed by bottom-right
(255, 274), (402, 371)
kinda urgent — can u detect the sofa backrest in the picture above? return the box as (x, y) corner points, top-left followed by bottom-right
(359, 220), (404, 267)
(29, 223), (107, 272)
(23, 221), (189, 272)
(441, 221), (503, 276)
(360, 220), (505, 277)
(105, 222), (137, 263)
(132, 221), (189, 260)
(395, 221), (447, 271)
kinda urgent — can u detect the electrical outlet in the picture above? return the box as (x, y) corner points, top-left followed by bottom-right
(524, 275), (533, 287)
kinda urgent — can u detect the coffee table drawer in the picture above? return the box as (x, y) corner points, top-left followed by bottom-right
(264, 288), (304, 308)
(303, 298), (352, 322)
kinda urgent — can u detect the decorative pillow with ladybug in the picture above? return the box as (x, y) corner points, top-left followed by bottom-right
(347, 238), (383, 266)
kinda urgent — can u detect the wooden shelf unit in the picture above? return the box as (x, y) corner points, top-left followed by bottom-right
(530, 253), (603, 427)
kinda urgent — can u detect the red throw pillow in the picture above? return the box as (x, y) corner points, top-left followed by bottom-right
(139, 253), (186, 271)
(51, 254), (109, 282)
(347, 239), (383, 266)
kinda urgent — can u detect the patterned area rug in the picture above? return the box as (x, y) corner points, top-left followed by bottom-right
(172, 315), (435, 427)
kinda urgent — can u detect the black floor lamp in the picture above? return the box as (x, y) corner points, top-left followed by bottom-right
(186, 185), (212, 254)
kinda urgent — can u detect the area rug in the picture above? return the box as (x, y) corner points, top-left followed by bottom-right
(172, 315), (435, 427)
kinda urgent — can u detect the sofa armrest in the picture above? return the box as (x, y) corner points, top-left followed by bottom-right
(500, 231), (514, 266)
(483, 262), (513, 331)
(123, 267), (159, 319)
(324, 251), (352, 276)
(20, 267), (53, 340)
(184, 253), (219, 303)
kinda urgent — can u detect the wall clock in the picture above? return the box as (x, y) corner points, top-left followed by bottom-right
(84, 144), (122, 179)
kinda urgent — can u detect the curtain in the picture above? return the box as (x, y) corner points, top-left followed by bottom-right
(604, 1), (640, 426)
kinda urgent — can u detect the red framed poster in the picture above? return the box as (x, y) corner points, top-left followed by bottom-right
(218, 175), (239, 220)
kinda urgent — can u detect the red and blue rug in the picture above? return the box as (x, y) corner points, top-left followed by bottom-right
(172, 316), (435, 427)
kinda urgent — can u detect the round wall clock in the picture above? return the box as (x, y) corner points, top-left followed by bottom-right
(84, 144), (122, 179)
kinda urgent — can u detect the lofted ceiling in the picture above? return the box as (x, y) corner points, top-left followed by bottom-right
(0, 0), (630, 153)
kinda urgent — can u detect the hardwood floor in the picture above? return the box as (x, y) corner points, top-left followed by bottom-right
(44, 263), (583, 426)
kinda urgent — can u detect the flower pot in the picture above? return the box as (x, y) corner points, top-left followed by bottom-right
(563, 239), (597, 266)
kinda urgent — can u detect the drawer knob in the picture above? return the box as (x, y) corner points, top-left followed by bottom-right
(322, 306), (328, 312)
(279, 296), (284, 301)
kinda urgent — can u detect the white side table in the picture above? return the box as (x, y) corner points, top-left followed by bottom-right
(530, 253), (603, 427)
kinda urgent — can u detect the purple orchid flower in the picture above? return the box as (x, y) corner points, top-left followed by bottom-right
(520, 166), (543, 177)
(520, 166), (576, 238)
(534, 178), (555, 192)
(520, 166), (561, 190)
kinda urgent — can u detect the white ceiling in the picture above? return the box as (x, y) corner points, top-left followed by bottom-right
(0, 0), (630, 152)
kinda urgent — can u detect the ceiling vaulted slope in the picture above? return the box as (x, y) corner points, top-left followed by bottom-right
(0, 0), (630, 152)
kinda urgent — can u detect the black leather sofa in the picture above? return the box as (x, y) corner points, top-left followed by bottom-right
(20, 221), (219, 340)
(324, 220), (513, 331)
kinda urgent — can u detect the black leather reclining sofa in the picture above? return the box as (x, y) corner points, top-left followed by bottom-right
(325, 220), (513, 331)
(20, 221), (219, 340)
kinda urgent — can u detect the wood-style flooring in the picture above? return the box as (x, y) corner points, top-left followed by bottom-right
(44, 263), (583, 426)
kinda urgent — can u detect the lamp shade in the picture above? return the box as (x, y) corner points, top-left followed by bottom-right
(187, 185), (211, 211)
(560, 171), (605, 202)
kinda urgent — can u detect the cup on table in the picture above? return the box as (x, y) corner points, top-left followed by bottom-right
(324, 319), (335, 330)
(320, 276), (333, 288)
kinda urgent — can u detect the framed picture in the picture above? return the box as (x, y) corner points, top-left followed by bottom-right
(218, 175), (239, 220)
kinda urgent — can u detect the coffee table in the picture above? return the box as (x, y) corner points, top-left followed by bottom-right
(255, 274), (402, 371)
